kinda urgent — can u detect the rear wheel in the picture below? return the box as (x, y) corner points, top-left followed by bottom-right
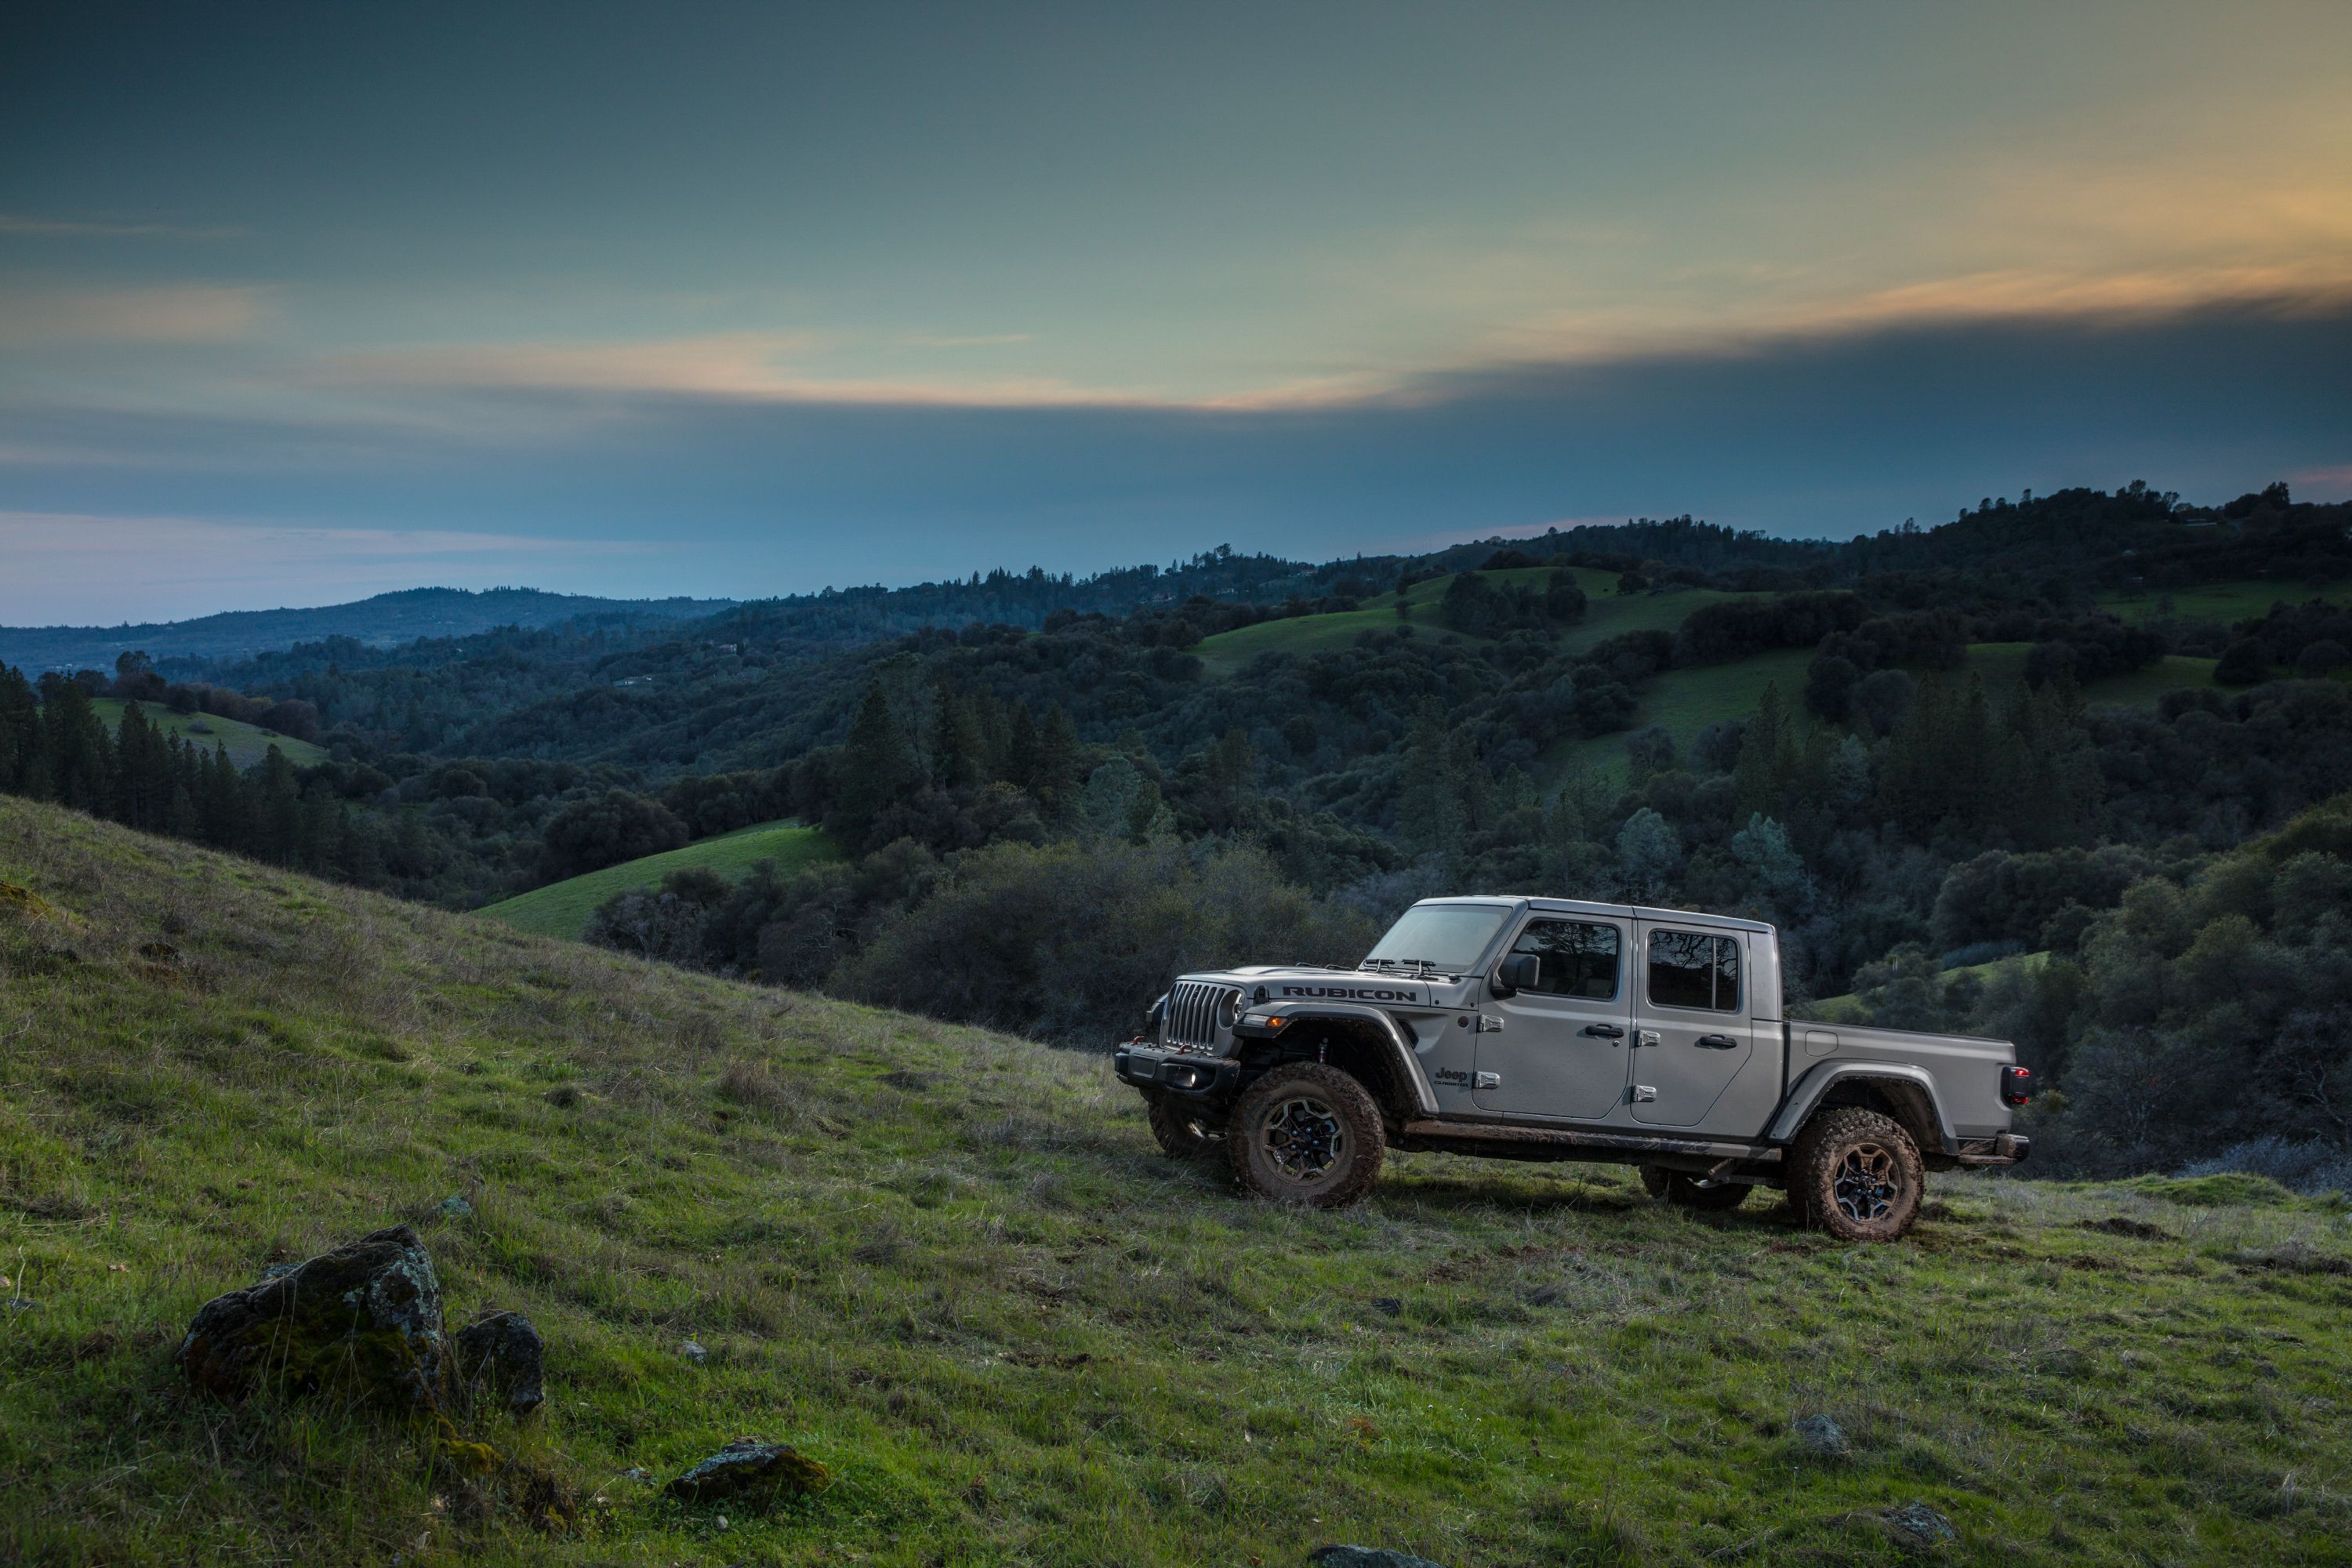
(1790, 1107), (1923, 1242)
(1226, 1063), (1385, 1209)
(1147, 1098), (1223, 1161)
(1639, 1164), (1752, 1211)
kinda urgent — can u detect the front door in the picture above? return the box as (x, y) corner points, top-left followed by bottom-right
(1629, 924), (1755, 1127)
(1474, 914), (1632, 1119)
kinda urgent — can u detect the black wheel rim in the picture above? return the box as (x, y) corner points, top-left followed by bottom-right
(1261, 1094), (1345, 1182)
(1831, 1143), (1900, 1222)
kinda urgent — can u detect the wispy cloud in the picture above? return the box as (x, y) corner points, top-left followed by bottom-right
(0, 283), (266, 346)
(0, 214), (244, 241)
(904, 332), (1033, 349)
(328, 332), (1156, 408)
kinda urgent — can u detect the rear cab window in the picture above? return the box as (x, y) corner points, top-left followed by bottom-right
(1646, 930), (1740, 1012)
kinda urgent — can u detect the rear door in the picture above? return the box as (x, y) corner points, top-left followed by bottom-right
(1628, 924), (1755, 1127)
(1474, 914), (1632, 1120)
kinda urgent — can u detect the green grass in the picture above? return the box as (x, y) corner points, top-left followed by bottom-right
(92, 698), (329, 769)
(475, 819), (840, 940)
(1804, 950), (2053, 1022)
(1537, 649), (1817, 789)
(1543, 645), (2223, 792)
(2100, 579), (2350, 628)
(1192, 568), (1739, 680)
(5, 797), (2351, 1565)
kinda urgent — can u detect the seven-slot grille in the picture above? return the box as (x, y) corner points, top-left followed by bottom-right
(1163, 980), (1240, 1050)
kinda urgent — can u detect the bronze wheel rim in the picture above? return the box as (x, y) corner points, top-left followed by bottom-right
(1831, 1142), (1901, 1222)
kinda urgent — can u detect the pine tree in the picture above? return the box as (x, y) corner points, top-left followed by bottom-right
(930, 679), (984, 789)
(0, 665), (38, 792)
(834, 680), (918, 844)
(1396, 700), (1450, 852)
(1031, 705), (1083, 819)
(1731, 681), (1795, 822)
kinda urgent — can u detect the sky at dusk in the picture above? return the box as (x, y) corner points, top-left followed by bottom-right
(5, 0), (2350, 623)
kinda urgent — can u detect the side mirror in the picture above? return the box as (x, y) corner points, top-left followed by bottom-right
(1493, 953), (1540, 997)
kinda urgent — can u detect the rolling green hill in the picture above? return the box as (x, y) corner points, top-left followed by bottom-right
(1543, 644), (2223, 789)
(5, 797), (2350, 1565)
(477, 819), (840, 939)
(1801, 949), (2054, 1023)
(2100, 578), (2350, 627)
(1192, 568), (1739, 680)
(92, 698), (330, 769)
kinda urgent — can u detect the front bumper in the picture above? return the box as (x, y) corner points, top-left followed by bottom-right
(1113, 1040), (1243, 1098)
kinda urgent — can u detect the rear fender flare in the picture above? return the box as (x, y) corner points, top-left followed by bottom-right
(1770, 1062), (1955, 1155)
(1252, 1002), (1439, 1117)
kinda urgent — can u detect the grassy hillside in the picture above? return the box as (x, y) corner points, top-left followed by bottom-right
(1543, 645), (2222, 789)
(92, 698), (329, 769)
(5, 798), (2350, 1566)
(1192, 569), (1737, 680)
(1802, 950), (2053, 1023)
(2100, 579), (2350, 627)
(476, 820), (839, 939)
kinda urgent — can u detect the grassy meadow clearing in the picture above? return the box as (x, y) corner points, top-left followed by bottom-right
(2, 797), (2349, 1566)
(1191, 569), (1733, 680)
(89, 698), (331, 770)
(476, 819), (839, 940)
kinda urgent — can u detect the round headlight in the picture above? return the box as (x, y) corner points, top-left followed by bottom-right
(1214, 989), (1239, 1032)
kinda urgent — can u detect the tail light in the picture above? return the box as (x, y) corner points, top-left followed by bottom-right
(1999, 1065), (2033, 1106)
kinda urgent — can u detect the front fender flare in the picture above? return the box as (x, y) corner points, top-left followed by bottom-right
(1769, 1061), (1957, 1154)
(1241, 1002), (1439, 1117)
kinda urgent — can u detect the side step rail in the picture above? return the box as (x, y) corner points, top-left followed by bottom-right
(1395, 1118), (1779, 1163)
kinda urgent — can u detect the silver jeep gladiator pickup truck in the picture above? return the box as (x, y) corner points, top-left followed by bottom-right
(1113, 895), (2031, 1240)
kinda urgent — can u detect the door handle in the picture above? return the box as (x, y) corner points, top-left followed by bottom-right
(1695, 1033), (1737, 1049)
(1581, 1024), (1624, 1039)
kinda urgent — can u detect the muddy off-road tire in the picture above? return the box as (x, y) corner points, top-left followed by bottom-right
(1790, 1107), (1924, 1242)
(1147, 1098), (1224, 1161)
(1226, 1063), (1385, 1209)
(1639, 1164), (1752, 1211)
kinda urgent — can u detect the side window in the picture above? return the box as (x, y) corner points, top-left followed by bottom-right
(1646, 931), (1740, 1012)
(1509, 920), (1621, 999)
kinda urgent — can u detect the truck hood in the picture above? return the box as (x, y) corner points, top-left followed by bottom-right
(1174, 965), (1477, 1011)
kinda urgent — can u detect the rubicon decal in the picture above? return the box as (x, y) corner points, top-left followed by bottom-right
(1279, 985), (1423, 1003)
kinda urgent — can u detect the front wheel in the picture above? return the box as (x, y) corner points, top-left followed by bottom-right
(1789, 1107), (1923, 1242)
(1226, 1063), (1385, 1209)
(1147, 1098), (1224, 1161)
(1639, 1164), (1751, 1211)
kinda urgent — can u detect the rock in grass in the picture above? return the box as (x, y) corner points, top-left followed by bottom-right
(666, 1439), (831, 1505)
(1881, 1502), (1957, 1547)
(176, 1224), (449, 1409)
(1791, 1414), (1849, 1459)
(678, 1338), (708, 1364)
(437, 1194), (474, 1220)
(1309, 1549), (1450, 1568)
(454, 1310), (546, 1417)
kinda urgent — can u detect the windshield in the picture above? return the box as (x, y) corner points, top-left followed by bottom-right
(1363, 904), (1511, 972)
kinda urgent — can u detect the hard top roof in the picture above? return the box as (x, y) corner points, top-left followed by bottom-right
(1412, 895), (1775, 935)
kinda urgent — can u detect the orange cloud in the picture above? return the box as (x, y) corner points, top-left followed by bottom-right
(0, 284), (265, 345)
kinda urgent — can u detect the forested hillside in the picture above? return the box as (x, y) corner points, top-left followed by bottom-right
(3, 481), (2349, 1176)
(0, 586), (735, 675)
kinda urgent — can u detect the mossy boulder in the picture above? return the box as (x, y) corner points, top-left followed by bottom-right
(454, 1309), (545, 1416)
(666, 1439), (831, 1505)
(176, 1225), (450, 1409)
